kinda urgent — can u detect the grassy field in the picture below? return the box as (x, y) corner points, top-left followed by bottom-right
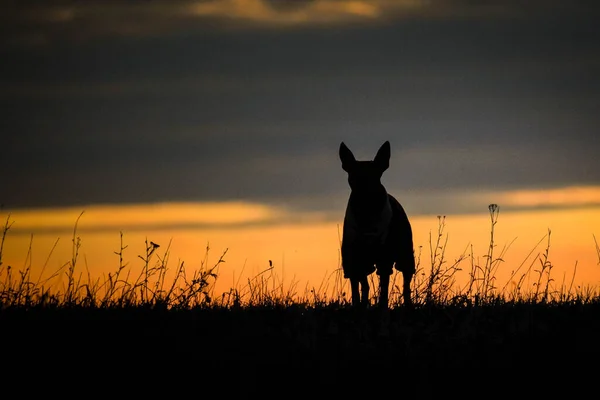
(2, 206), (600, 396)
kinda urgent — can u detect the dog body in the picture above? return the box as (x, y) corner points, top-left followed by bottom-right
(339, 141), (415, 308)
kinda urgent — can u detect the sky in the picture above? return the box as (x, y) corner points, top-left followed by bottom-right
(1, 0), (600, 299)
(2, 0), (600, 223)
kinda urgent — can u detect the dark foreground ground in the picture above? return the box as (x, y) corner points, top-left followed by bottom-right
(2, 302), (599, 397)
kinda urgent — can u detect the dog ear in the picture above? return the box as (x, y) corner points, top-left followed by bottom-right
(374, 141), (390, 172)
(339, 142), (356, 172)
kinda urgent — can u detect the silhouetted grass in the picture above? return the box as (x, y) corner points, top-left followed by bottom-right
(2, 204), (597, 309)
(1, 205), (599, 395)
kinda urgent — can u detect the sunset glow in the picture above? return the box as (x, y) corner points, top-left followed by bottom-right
(5, 202), (287, 233)
(497, 186), (600, 208)
(186, 0), (384, 26)
(3, 186), (600, 300)
(7, 185), (600, 234)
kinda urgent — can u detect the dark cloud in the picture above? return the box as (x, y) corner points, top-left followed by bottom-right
(2, 0), (598, 46)
(1, 0), (599, 213)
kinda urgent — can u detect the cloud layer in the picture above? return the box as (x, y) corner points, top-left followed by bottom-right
(2, 0), (599, 215)
(3, 0), (597, 45)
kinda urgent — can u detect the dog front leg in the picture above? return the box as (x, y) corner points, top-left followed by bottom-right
(379, 273), (390, 309)
(350, 278), (361, 306)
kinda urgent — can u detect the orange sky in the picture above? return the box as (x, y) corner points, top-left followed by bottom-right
(2, 187), (600, 302)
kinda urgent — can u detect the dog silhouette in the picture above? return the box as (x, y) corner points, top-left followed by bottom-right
(339, 141), (415, 308)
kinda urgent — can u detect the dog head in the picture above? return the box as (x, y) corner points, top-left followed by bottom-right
(339, 140), (390, 193)
(339, 141), (391, 230)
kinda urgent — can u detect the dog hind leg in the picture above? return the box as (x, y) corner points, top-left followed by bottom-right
(378, 272), (390, 309)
